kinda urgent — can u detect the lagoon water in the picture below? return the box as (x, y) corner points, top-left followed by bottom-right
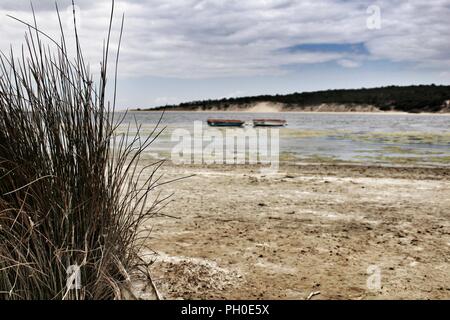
(118, 111), (450, 167)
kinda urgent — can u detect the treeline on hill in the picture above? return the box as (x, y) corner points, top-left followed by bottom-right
(148, 85), (450, 113)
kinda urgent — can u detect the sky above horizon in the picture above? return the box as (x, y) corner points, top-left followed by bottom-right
(0, 0), (449, 109)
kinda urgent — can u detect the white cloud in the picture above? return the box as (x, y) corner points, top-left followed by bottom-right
(220, 90), (246, 99)
(337, 59), (361, 68)
(153, 96), (181, 105)
(0, 0), (449, 79)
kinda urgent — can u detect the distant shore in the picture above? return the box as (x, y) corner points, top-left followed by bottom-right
(128, 109), (450, 115)
(130, 85), (450, 114)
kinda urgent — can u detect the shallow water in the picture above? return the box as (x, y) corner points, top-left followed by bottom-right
(117, 111), (450, 167)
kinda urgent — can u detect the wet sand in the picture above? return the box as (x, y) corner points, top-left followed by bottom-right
(136, 162), (450, 300)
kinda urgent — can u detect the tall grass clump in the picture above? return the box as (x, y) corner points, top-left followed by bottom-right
(0, 1), (167, 299)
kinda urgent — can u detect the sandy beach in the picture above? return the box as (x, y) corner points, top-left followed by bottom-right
(132, 162), (450, 300)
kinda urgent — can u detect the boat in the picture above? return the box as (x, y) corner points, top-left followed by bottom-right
(207, 119), (245, 127)
(253, 119), (287, 127)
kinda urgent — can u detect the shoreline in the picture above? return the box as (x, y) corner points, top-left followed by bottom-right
(127, 109), (450, 116)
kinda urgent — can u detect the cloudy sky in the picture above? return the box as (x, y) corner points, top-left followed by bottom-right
(0, 0), (449, 108)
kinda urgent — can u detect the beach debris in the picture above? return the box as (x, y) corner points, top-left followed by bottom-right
(306, 291), (321, 300)
(144, 252), (242, 299)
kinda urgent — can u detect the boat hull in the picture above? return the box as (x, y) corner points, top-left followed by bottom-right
(207, 119), (245, 127)
(208, 123), (244, 127)
(253, 119), (287, 127)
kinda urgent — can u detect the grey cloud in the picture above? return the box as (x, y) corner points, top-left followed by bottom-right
(0, 0), (97, 12)
(0, 0), (449, 78)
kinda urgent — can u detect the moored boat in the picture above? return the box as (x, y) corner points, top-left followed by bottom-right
(207, 119), (245, 127)
(253, 119), (287, 127)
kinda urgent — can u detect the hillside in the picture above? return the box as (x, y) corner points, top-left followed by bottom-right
(144, 85), (450, 113)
